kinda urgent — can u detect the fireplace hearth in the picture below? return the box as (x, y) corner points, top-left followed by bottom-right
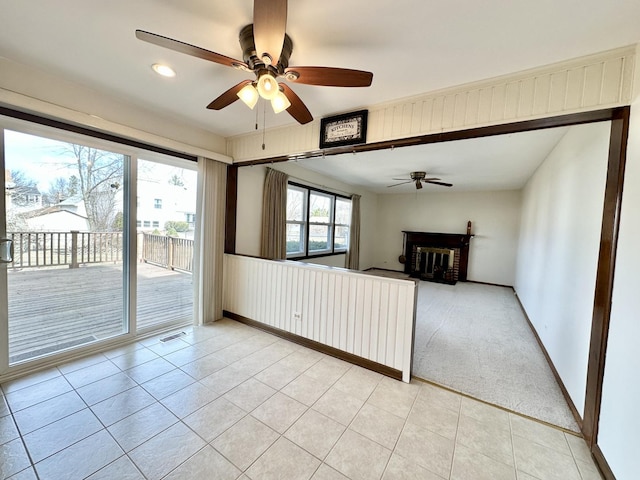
(402, 229), (473, 284)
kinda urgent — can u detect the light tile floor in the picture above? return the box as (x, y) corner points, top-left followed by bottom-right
(0, 319), (603, 480)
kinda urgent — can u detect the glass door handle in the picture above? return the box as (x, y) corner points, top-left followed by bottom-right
(0, 238), (13, 263)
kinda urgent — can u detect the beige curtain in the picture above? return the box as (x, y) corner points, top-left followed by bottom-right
(260, 168), (289, 259)
(193, 157), (227, 325)
(346, 194), (361, 270)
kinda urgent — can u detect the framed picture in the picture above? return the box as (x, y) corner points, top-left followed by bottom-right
(319, 110), (368, 149)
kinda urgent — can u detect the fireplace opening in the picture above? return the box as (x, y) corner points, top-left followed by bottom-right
(416, 246), (456, 282)
(402, 228), (473, 285)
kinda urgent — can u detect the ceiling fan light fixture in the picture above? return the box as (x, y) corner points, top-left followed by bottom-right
(271, 89), (291, 114)
(151, 63), (176, 77)
(237, 83), (259, 109)
(256, 73), (279, 100)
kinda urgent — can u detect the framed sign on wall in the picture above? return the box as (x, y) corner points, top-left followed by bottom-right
(319, 110), (368, 149)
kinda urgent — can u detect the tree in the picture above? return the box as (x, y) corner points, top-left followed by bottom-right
(164, 221), (189, 232)
(62, 144), (124, 231)
(168, 174), (184, 187)
(6, 170), (38, 208)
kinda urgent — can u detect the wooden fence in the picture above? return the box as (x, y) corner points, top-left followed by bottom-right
(5, 231), (194, 273)
(141, 233), (194, 273)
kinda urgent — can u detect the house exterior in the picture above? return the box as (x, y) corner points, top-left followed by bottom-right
(0, 36), (639, 480)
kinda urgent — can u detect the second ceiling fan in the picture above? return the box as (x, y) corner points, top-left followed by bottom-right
(387, 172), (453, 189)
(136, 0), (373, 125)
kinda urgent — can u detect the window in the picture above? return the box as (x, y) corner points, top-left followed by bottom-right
(154, 198), (162, 209)
(152, 221), (159, 228)
(286, 183), (351, 258)
(143, 220), (151, 228)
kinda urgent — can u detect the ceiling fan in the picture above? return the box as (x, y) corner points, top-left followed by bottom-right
(135, 0), (373, 125)
(387, 172), (453, 189)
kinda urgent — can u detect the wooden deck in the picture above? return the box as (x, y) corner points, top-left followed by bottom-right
(7, 262), (193, 363)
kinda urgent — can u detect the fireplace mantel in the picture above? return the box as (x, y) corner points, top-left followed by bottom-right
(402, 231), (473, 282)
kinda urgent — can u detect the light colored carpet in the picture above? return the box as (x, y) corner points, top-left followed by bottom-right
(410, 281), (579, 431)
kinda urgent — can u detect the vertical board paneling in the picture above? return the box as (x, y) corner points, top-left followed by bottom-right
(565, 68), (585, 110)
(464, 90), (480, 126)
(517, 77), (536, 117)
(223, 255), (419, 380)
(369, 281), (381, 361)
(410, 101), (423, 135)
(442, 94), (456, 129)
(477, 87), (493, 124)
(490, 84), (507, 122)
(431, 96), (445, 131)
(504, 82), (520, 119)
(452, 93), (467, 128)
(420, 98), (434, 132)
(549, 71), (568, 113)
(533, 74), (552, 115)
(378, 282), (390, 365)
(583, 63), (604, 106)
(601, 57), (624, 104)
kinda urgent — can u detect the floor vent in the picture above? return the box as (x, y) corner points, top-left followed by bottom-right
(160, 331), (187, 342)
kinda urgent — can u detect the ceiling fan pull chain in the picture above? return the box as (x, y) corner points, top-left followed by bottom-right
(262, 101), (267, 150)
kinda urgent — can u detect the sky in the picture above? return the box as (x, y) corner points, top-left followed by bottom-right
(4, 129), (197, 193)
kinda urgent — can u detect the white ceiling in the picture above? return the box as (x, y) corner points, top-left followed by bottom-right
(0, 1), (637, 191)
(296, 126), (571, 193)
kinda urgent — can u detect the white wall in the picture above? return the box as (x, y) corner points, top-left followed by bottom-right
(235, 162), (378, 270)
(0, 57), (229, 161)
(514, 122), (610, 415)
(597, 53), (640, 480)
(373, 190), (521, 286)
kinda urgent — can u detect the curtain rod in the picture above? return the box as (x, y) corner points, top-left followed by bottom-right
(268, 166), (355, 197)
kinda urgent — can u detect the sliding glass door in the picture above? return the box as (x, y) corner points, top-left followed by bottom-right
(136, 158), (197, 332)
(0, 119), (197, 374)
(2, 129), (128, 365)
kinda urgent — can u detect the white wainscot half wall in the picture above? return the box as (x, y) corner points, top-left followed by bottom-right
(223, 254), (416, 382)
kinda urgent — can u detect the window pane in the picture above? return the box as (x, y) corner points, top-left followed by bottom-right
(335, 198), (351, 225)
(287, 187), (305, 221)
(309, 224), (330, 252)
(286, 223), (304, 254)
(310, 192), (332, 223)
(335, 226), (350, 250)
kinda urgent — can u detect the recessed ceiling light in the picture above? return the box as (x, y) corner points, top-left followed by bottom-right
(151, 63), (176, 77)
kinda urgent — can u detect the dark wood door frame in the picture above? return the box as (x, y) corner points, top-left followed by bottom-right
(582, 109), (630, 450)
(225, 108), (631, 476)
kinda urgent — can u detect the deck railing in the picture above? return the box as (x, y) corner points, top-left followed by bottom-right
(6, 231), (194, 272)
(141, 233), (194, 273)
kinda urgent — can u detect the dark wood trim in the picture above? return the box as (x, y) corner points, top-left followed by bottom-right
(513, 291), (583, 431)
(583, 106), (630, 447)
(234, 108), (624, 167)
(467, 280), (513, 289)
(592, 444), (616, 480)
(223, 310), (403, 381)
(0, 106), (198, 162)
(225, 165), (238, 254)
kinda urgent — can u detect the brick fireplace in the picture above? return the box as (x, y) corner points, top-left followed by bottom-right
(402, 230), (473, 284)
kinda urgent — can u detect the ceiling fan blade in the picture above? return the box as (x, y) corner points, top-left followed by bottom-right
(253, 0), (287, 64)
(423, 177), (441, 182)
(386, 180), (413, 188)
(206, 80), (253, 110)
(136, 30), (247, 69)
(285, 66), (373, 87)
(424, 180), (453, 187)
(279, 83), (313, 124)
